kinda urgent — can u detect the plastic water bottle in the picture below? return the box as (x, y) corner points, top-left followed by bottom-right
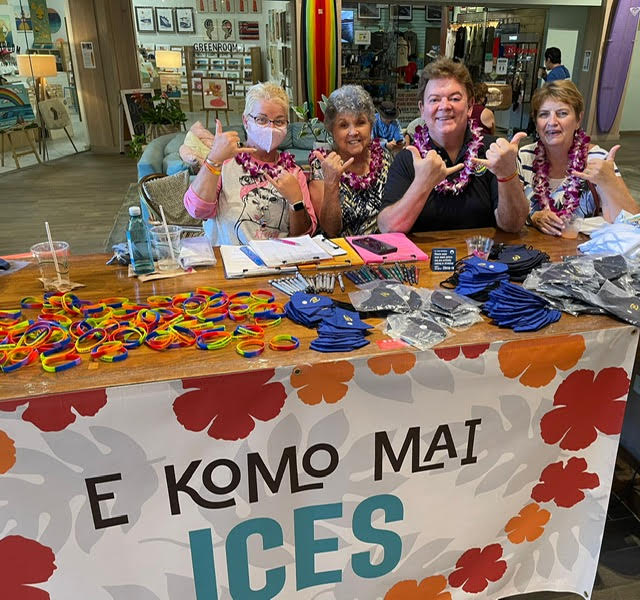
(126, 206), (155, 275)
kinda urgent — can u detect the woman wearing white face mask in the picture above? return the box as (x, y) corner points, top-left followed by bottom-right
(184, 82), (316, 245)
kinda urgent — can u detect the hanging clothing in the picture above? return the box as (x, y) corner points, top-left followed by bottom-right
(396, 36), (409, 68)
(403, 29), (418, 57)
(454, 26), (467, 61)
(445, 29), (456, 59)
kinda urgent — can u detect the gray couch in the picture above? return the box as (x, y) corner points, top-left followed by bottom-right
(136, 122), (329, 181)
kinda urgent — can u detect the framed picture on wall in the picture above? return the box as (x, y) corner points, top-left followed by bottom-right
(393, 5), (412, 20)
(120, 89), (154, 137)
(155, 8), (175, 32)
(202, 77), (229, 111)
(135, 7), (155, 32)
(220, 18), (236, 41)
(176, 8), (195, 33)
(426, 6), (442, 21)
(357, 3), (380, 20)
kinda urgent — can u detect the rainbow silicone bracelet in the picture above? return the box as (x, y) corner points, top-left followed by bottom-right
(236, 339), (265, 358)
(250, 289), (275, 304)
(146, 329), (174, 351)
(269, 335), (300, 351)
(75, 328), (108, 353)
(110, 326), (147, 349)
(233, 324), (265, 339)
(41, 350), (82, 373)
(196, 330), (233, 350)
(91, 341), (128, 363)
(20, 297), (44, 309)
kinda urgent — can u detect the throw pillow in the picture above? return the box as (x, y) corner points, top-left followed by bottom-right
(141, 171), (201, 227)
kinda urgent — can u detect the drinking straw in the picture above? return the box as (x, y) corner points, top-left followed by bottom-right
(44, 221), (63, 285)
(158, 204), (177, 265)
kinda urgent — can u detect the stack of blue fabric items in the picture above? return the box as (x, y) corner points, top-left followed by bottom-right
(285, 292), (372, 352)
(455, 256), (510, 298)
(484, 281), (561, 331)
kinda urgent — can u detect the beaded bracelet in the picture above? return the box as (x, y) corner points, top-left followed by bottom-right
(269, 335), (300, 351)
(196, 330), (232, 350)
(41, 350), (82, 373)
(236, 339), (265, 358)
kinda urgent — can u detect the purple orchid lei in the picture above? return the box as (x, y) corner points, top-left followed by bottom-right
(532, 128), (590, 218)
(311, 139), (384, 191)
(412, 121), (484, 195)
(235, 150), (297, 179)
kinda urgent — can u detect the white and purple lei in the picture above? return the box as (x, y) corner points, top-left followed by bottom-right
(532, 128), (590, 218)
(412, 121), (484, 195)
(312, 139), (384, 191)
(235, 150), (297, 178)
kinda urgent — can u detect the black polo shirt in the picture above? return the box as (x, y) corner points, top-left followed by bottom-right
(381, 128), (499, 232)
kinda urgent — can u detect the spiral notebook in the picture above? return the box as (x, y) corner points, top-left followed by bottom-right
(346, 233), (429, 264)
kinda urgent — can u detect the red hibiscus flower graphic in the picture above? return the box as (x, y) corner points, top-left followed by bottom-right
(532, 457), (599, 508)
(448, 543), (507, 593)
(175, 370), (286, 440)
(0, 389), (107, 432)
(0, 535), (57, 598)
(540, 367), (630, 451)
(434, 343), (490, 362)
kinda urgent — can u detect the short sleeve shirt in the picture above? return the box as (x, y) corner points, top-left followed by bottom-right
(381, 128), (499, 232)
(310, 147), (392, 236)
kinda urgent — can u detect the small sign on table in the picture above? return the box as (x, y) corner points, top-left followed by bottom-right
(430, 247), (457, 271)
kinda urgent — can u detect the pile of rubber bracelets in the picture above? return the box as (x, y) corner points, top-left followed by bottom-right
(0, 287), (300, 374)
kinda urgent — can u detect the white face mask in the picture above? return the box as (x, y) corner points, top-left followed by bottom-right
(246, 121), (288, 152)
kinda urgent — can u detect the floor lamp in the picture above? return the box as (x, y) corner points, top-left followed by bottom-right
(16, 54), (58, 159)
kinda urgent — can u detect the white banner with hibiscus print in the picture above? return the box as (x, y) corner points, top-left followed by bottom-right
(0, 327), (636, 600)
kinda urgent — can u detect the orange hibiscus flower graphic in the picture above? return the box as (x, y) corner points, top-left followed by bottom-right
(532, 457), (599, 508)
(385, 574), (451, 600)
(0, 431), (16, 474)
(290, 361), (355, 405)
(174, 370), (286, 440)
(540, 367), (630, 451)
(368, 352), (416, 375)
(498, 335), (586, 388)
(505, 503), (551, 543)
(434, 343), (489, 361)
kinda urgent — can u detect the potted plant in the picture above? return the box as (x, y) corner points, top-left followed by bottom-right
(134, 92), (187, 141)
(292, 96), (332, 149)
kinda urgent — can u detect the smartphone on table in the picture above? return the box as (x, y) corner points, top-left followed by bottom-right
(351, 236), (398, 255)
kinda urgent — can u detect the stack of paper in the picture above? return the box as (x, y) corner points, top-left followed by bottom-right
(248, 235), (332, 267)
(219, 245), (297, 279)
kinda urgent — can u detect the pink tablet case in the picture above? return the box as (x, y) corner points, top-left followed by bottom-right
(346, 233), (429, 264)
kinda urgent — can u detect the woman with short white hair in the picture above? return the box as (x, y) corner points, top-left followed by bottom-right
(184, 81), (316, 244)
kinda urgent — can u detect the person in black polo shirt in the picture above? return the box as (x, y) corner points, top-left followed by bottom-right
(378, 58), (529, 233)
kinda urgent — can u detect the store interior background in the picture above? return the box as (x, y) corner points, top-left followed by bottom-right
(1, 1), (640, 597)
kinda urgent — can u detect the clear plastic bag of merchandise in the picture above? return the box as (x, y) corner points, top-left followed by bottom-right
(385, 312), (450, 351)
(348, 280), (414, 313)
(413, 288), (484, 329)
(178, 236), (217, 269)
(580, 279), (640, 326)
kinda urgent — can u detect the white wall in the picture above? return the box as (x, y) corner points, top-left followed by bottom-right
(543, 6), (589, 80)
(620, 23), (640, 132)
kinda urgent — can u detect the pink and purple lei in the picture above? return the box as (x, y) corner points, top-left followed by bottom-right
(413, 121), (484, 195)
(235, 150), (297, 179)
(532, 128), (590, 218)
(312, 139), (385, 191)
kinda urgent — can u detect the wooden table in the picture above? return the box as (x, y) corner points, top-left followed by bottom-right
(0, 227), (627, 403)
(0, 228), (636, 600)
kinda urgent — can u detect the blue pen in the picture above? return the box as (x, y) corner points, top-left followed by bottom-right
(240, 246), (266, 266)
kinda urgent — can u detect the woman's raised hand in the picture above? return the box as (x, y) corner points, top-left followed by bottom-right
(207, 119), (256, 164)
(571, 145), (620, 186)
(264, 171), (303, 206)
(312, 151), (354, 187)
(406, 145), (463, 190)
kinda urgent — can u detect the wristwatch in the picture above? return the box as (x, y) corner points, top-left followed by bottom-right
(290, 201), (305, 212)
